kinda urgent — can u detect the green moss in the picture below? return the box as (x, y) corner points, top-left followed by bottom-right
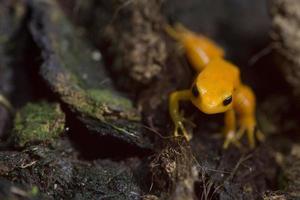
(87, 89), (132, 110)
(12, 102), (65, 147)
(29, 186), (39, 197)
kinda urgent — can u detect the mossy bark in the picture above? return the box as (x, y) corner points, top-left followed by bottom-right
(271, 0), (300, 101)
(28, 0), (152, 149)
(11, 102), (65, 147)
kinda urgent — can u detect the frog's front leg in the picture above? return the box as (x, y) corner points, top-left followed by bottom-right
(223, 108), (241, 149)
(169, 90), (193, 140)
(233, 84), (265, 148)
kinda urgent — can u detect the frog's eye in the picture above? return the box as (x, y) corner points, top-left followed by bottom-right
(223, 96), (232, 106)
(191, 84), (199, 98)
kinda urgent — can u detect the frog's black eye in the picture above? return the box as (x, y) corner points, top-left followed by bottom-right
(191, 84), (199, 98)
(223, 96), (232, 106)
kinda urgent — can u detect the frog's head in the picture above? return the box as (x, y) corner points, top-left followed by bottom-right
(190, 76), (234, 114)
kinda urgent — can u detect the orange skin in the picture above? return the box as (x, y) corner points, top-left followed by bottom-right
(166, 24), (264, 148)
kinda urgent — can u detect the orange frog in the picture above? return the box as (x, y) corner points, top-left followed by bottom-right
(166, 24), (264, 148)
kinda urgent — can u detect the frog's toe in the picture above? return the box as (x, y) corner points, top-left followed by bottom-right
(179, 122), (192, 141)
(182, 130), (192, 141)
(174, 126), (179, 137)
(255, 127), (265, 142)
(237, 125), (263, 149)
(173, 121), (192, 141)
(223, 130), (242, 149)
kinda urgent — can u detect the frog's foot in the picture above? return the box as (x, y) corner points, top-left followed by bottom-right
(174, 112), (195, 141)
(174, 120), (192, 141)
(236, 125), (265, 149)
(223, 130), (242, 149)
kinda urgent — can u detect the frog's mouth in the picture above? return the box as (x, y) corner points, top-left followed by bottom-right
(191, 99), (231, 114)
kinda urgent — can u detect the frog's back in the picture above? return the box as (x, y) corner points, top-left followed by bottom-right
(184, 34), (224, 61)
(198, 59), (240, 88)
(183, 34), (224, 71)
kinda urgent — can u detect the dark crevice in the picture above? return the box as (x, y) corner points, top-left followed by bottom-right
(8, 10), (57, 109)
(63, 104), (152, 160)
